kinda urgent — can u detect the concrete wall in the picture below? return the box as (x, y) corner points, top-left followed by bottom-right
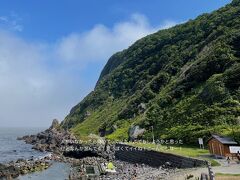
(115, 144), (207, 168)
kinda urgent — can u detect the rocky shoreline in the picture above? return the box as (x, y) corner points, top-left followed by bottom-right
(17, 119), (76, 154)
(0, 119), (75, 179)
(0, 158), (51, 179)
(0, 119), (199, 180)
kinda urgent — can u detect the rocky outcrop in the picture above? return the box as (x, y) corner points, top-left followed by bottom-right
(0, 159), (51, 179)
(50, 119), (60, 129)
(18, 119), (77, 154)
(17, 119), (115, 161)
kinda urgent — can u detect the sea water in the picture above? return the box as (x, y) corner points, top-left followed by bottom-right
(0, 128), (70, 180)
(0, 127), (46, 163)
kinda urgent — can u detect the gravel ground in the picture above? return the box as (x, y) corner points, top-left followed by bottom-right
(70, 157), (176, 180)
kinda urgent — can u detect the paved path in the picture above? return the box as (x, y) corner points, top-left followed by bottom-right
(213, 164), (240, 174)
(170, 160), (240, 180)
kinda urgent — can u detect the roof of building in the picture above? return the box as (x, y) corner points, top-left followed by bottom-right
(208, 134), (238, 145)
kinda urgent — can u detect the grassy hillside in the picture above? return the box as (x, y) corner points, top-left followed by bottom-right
(62, 0), (240, 145)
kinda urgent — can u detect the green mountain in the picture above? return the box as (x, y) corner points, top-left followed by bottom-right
(62, 0), (240, 144)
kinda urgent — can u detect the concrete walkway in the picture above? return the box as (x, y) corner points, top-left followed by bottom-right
(170, 160), (240, 180)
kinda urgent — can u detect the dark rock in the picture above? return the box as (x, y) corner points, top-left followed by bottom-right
(18, 120), (77, 154)
(32, 144), (47, 152)
(0, 163), (19, 179)
(0, 158), (52, 179)
(50, 119), (60, 129)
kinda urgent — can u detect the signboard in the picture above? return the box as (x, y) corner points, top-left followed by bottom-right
(198, 138), (204, 149)
(229, 146), (240, 153)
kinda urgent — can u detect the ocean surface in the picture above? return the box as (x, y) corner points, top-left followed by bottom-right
(0, 128), (70, 180)
(0, 127), (47, 163)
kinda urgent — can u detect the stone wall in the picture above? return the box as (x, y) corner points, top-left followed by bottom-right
(115, 144), (207, 168)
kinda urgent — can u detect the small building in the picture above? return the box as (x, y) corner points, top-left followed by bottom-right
(207, 134), (239, 157)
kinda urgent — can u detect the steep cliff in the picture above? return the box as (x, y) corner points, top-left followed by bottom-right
(62, 0), (240, 144)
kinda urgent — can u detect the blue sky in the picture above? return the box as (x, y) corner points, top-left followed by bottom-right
(0, 0), (231, 41)
(0, 0), (231, 127)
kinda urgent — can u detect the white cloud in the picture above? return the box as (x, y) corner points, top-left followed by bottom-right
(0, 14), (177, 127)
(0, 13), (23, 32)
(56, 14), (177, 64)
(0, 31), (86, 127)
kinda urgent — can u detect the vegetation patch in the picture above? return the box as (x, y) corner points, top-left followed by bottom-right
(62, 0), (240, 145)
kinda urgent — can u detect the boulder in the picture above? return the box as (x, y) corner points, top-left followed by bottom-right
(129, 125), (145, 140)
